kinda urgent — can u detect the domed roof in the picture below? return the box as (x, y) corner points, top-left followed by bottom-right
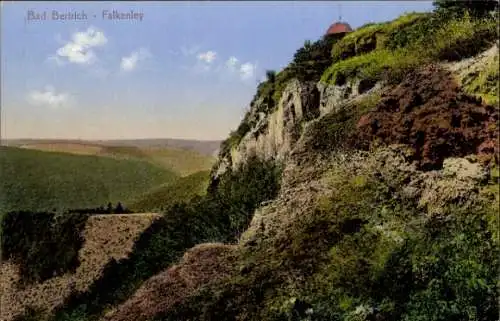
(325, 22), (353, 35)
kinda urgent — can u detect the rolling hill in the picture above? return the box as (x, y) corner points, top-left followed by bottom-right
(0, 146), (178, 213)
(3, 138), (221, 157)
(5, 141), (217, 177)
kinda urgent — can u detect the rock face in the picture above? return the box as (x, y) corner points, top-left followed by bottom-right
(212, 44), (499, 185)
(229, 79), (320, 169)
(212, 77), (379, 181)
(317, 78), (381, 116)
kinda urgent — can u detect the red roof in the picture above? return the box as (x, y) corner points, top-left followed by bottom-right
(325, 22), (353, 35)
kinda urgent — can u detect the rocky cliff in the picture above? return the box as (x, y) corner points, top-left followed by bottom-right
(4, 9), (499, 321)
(103, 11), (498, 321)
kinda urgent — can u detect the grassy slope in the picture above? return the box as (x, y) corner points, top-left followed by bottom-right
(0, 146), (178, 212)
(127, 170), (211, 212)
(17, 143), (215, 177)
(321, 12), (497, 86)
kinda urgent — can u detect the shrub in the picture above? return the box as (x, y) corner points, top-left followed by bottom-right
(1, 211), (89, 285)
(290, 168), (498, 321)
(428, 13), (497, 61)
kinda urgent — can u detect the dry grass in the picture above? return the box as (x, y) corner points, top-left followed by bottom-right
(0, 213), (161, 321)
(102, 243), (238, 321)
(19, 143), (104, 155)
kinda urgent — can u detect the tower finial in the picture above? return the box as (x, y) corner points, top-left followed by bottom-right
(339, 3), (342, 21)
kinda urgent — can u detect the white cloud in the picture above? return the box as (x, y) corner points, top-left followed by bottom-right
(27, 86), (72, 109)
(120, 48), (151, 72)
(197, 50), (217, 64)
(240, 62), (257, 80)
(225, 56), (239, 71)
(55, 27), (107, 65)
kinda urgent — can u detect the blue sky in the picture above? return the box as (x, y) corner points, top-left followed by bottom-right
(1, 1), (434, 140)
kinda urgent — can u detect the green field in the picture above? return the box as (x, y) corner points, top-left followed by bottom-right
(128, 170), (211, 211)
(0, 146), (179, 213)
(97, 145), (216, 176)
(12, 141), (216, 177)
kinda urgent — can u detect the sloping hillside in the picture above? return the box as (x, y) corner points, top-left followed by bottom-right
(0, 213), (161, 321)
(0, 146), (177, 212)
(2, 4), (498, 321)
(11, 142), (215, 176)
(127, 171), (211, 212)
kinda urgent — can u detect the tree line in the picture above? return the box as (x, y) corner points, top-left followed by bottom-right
(67, 202), (133, 215)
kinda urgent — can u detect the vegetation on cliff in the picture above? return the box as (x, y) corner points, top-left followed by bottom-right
(3, 2), (499, 321)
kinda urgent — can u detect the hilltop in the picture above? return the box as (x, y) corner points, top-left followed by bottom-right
(1, 3), (499, 321)
(3, 138), (221, 157)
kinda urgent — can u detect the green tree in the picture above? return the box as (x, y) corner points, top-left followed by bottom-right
(265, 69), (277, 106)
(265, 69), (276, 83)
(433, 0), (498, 18)
(115, 202), (124, 214)
(106, 202), (113, 214)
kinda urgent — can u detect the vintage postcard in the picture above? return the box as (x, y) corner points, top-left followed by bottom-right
(1, 1), (498, 320)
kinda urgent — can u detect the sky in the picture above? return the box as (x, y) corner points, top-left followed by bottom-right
(1, 1), (434, 140)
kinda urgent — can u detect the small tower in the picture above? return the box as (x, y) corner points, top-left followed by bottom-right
(325, 22), (353, 36)
(324, 5), (352, 39)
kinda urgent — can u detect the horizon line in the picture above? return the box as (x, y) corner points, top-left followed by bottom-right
(1, 137), (223, 142)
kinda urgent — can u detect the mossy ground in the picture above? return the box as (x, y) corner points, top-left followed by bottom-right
(461, 50), (499, 106)
(322, 13), (497, 86)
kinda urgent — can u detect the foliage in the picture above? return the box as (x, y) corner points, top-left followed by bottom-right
(162, 158), (499, 321)
(66, 203), (133, 214)
(382, 14), (444, 51)
(1, 211), (89, 285)
(323, 48), (423, 85)
(427, 12), (497, 61)
(433, 0), (499, 18)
